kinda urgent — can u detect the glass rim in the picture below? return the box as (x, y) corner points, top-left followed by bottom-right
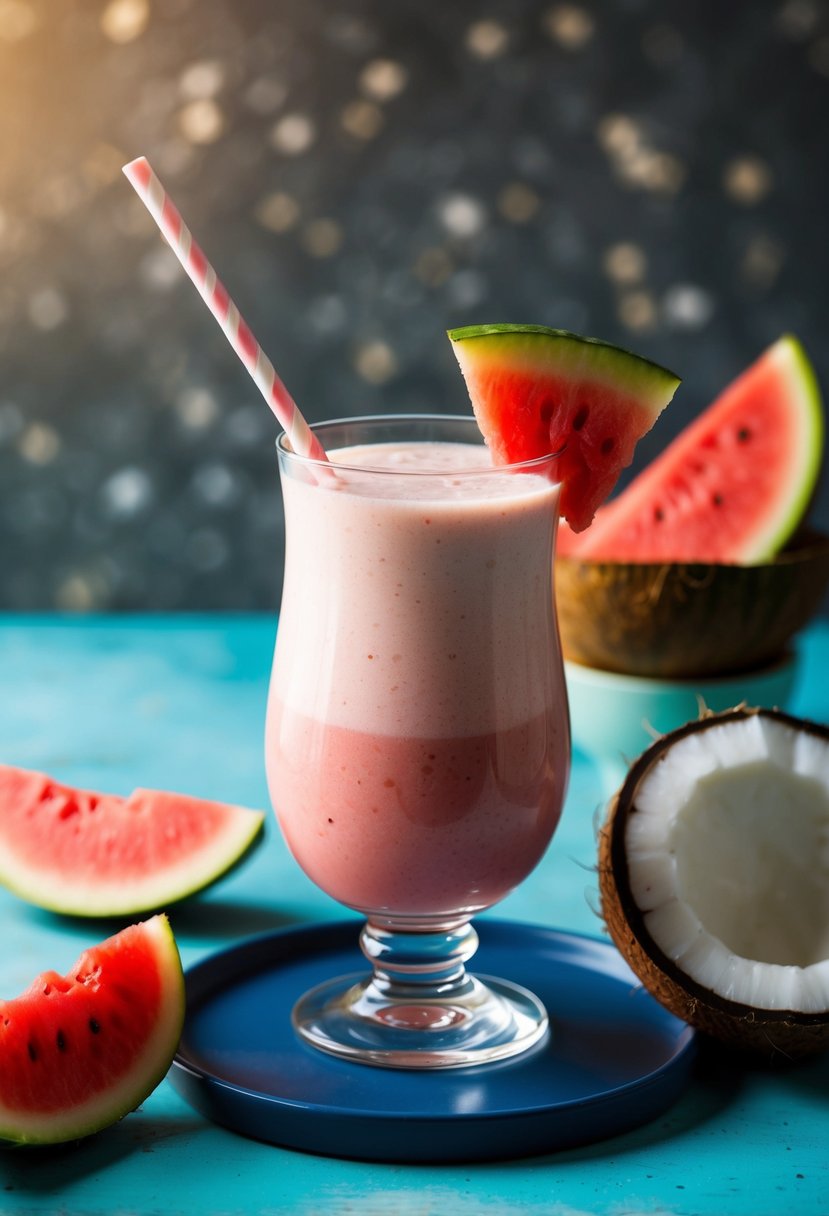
(276, 413), (563, 479)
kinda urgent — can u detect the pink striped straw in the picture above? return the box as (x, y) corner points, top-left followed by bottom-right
(122, 156), (328, 463)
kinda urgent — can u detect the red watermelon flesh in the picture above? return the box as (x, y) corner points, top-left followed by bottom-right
(448, 324), (681, 532)
(0, 915), (184, 1143)
(0, 765), (265, 917)
(559, 336), (823, 564)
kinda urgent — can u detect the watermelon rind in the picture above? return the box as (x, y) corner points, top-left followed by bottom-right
(0, 915), (184, 1145)
(0, 770), (266, 918)
(447, 324), (681, 400)
(447, 323), (681, 531)
(757, 335), (823, 560)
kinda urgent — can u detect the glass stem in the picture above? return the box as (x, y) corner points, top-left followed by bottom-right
(359, 918), (480, 1002)
(293, 915), (549, 1063)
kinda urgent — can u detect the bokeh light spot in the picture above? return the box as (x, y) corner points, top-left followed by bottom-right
(178, 98), (225, 145)
(301, 219), (343, 258)
(544, 5), (595, 50)
(341, 100), (384, 140)
(179, 59), (226, 100)
(191, 463), (239, 507)
(603, 242), (647, 285)
(55, 574), (97, 613)
(465, 20), (509, 60)
(139, 247), (182, 292)
(255, 192), (301, 234)
(596, 113), (641, 155)
(28, 287), (68, 330)
(307, 295), (348, 336)
(354, 341), (398, 385)
(271, 113), (317, 155)
(497, 182), (541, 223)
(359, 58), (409, 101)
(101, 467), (154, 518)
(723, 155), (773, 205)
(597, 114), (685, 195)
(663, 283), (715, 330)
(18, 422), (61, 465)
(175, 386), (220, 430)
(0, 1), (39, 43)
(617, 290), (657, 332)
(626, 150), (684, 194)
(437, 193), (486, 239)
(100, 0), (150, 44)
(243, 75), (288, 115)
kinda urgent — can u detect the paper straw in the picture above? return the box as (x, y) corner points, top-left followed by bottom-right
(122, 156), (328, 463)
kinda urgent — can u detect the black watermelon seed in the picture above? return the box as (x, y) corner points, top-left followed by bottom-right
(27, 1041), (38, 1062)
(572, 405), (589, 431)
(89, 1017), (101, 1034)
(56, 1030), (67, 1052)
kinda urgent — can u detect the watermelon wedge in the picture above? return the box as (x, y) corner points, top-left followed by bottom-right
(559, 336), (823, 563)
(0, 766), (265, 917)
(448, 323), (681, 531)
(0, 915), (184, 1145)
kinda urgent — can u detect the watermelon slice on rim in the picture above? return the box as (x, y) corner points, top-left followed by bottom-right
(448, 323), (681, 532)
(0, 915), (184, 1145)
(0, 766), (265, 917)
(558, 335), (824, 564)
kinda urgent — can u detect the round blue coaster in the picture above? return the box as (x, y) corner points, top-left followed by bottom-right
(169, 919), (695, 1162)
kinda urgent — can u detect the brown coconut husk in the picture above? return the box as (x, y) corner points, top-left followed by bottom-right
(555, 529), (829, 679)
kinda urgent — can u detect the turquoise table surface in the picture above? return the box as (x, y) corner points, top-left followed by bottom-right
(0, 614), (827, 1216)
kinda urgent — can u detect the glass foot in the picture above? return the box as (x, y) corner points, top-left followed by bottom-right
(291, 919), (549, 1069)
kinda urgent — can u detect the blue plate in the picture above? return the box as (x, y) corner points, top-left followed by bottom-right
(169, 919), (695, 1162)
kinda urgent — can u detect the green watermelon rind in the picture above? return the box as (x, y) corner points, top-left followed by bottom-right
(752, 334), (824, 561)
(0, 915), (185, 1145)
(0, 777), (266, 918)
(447, 324), (682, 401)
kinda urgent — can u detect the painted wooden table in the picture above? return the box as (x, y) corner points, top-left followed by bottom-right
(0, 615), (827, 1215)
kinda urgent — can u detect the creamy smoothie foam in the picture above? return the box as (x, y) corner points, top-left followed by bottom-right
(266, 439), (569, 920)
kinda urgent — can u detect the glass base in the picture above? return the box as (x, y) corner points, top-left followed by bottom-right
(291, 919), (549, 1069)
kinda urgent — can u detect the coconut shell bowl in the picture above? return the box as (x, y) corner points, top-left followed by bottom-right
(557, 530), (829, 791)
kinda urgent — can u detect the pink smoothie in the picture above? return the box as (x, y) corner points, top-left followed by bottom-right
(266, 440), (569, 920)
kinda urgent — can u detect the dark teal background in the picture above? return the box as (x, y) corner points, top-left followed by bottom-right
(0, 0), (826, 608)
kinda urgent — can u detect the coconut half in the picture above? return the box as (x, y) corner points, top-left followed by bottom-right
(556, 530), (829, 678)
(599, 706), (829, 1058)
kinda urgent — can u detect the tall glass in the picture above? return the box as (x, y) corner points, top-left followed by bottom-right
(266, 415), (570, 1068)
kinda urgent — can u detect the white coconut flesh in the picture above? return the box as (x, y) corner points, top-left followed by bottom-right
(624, 712), (829, 1014)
